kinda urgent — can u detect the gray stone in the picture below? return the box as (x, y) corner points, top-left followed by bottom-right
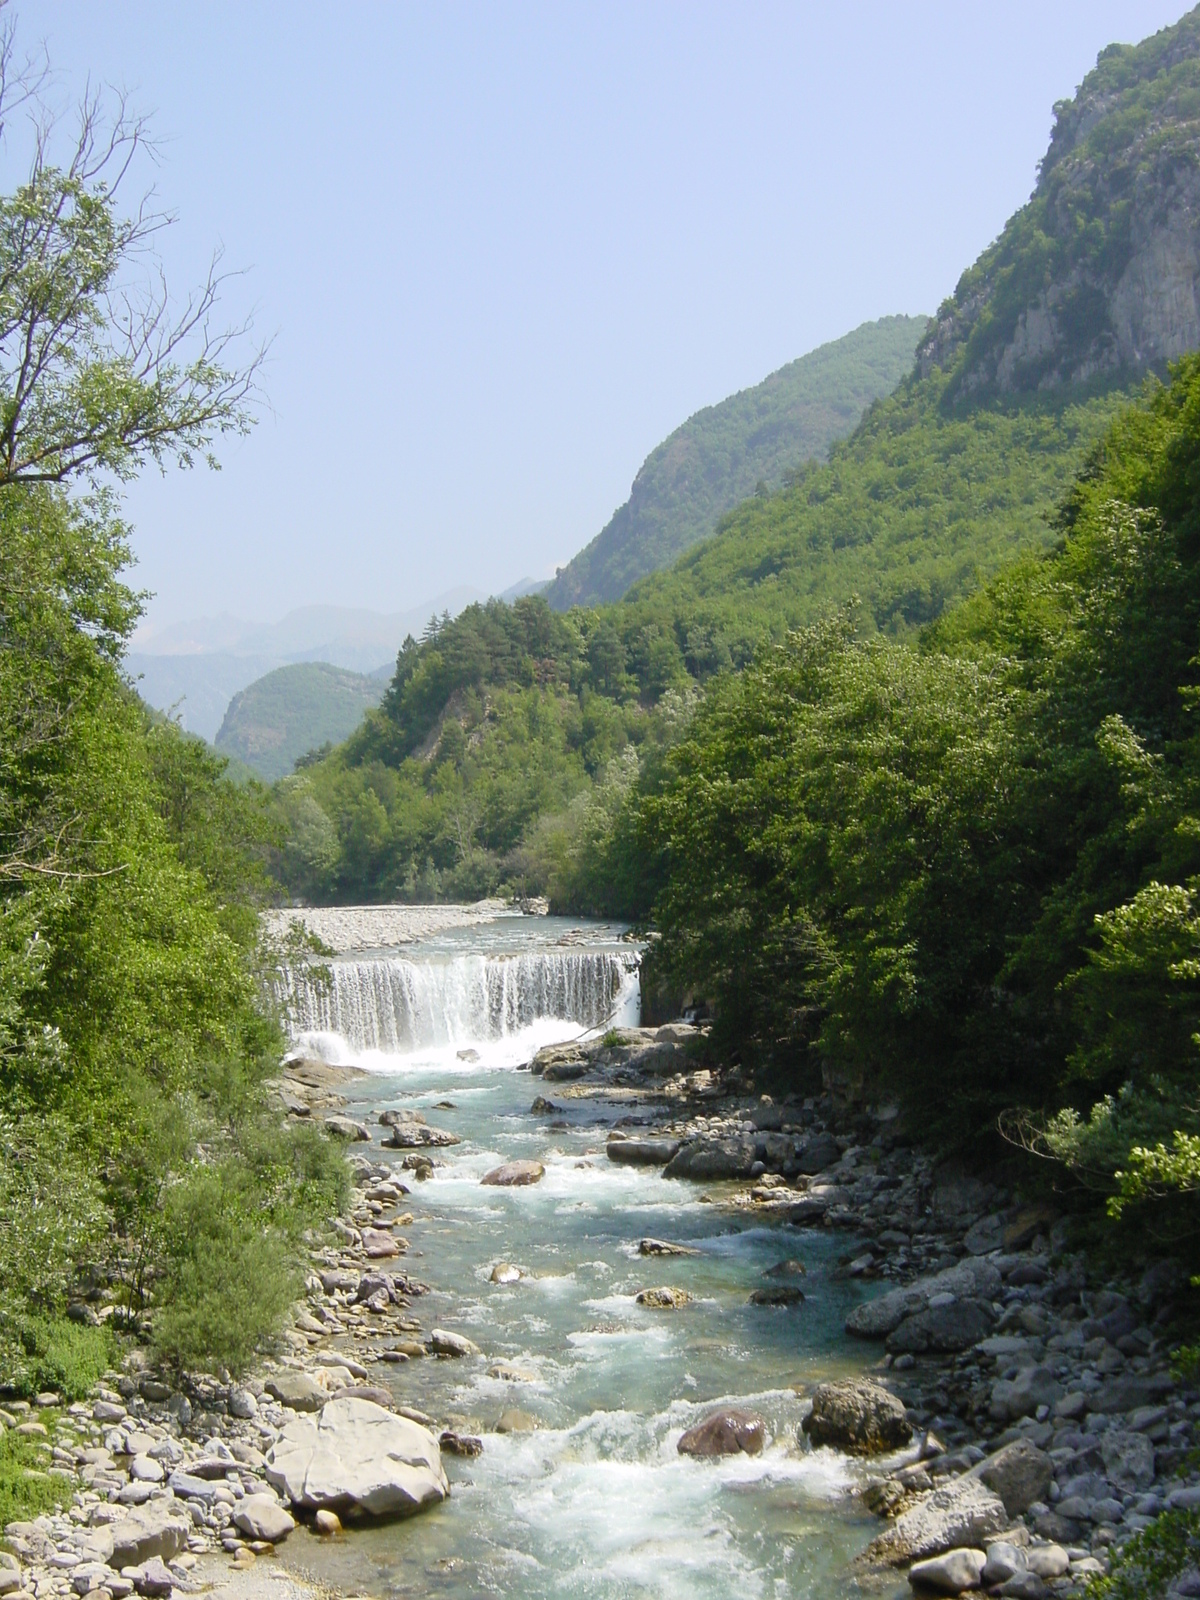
(232, 1495), (295, 1543)
(795, 1132), (842, 1173)
(963, 1213), (1007, 1255)
(997, 1575), (1046, 1600)
(677, 1409), (766, 1457)
(480, 1160), (544, 1186)
(228, 1388), (258, 1420)
(802, 1378), (912, 1454)
(907, 1547), (986, 1593)
(428, 1328), (479, 1357)
(382, 1118), (459, 1149)
(129, 1455), (164, 1483)
(1100, 1429), (1155, 1487)
(989, 1367), (1062, 1423)
(887, 1298), (995, 1355)
(1092, 1373), (1174, 1413)
(638, 1238), (700, 1256)
(266, 1396), (448, 1518)
(864, 1478), (1008, 1566)
(132, 1556), (173, 1597)
(846, 1260), (1002, 1339)
(663, 1137), (759, 1180)
(265, 1372), (326, 1412)
(982, 1543), (1027, 1586)
(970, 1439), (1052, 1516)
(108, 1508), (189, 1568)
(606, 1138), (682, 1166)
(323, 1115), (371, 1141)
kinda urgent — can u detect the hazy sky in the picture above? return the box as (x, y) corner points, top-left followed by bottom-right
(15, 1), (1191, 628)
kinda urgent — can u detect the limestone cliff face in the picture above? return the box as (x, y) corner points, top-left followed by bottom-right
(919, 7), (1200, 399)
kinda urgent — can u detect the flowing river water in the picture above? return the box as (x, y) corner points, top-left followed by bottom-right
(273, 911), (891, 1600)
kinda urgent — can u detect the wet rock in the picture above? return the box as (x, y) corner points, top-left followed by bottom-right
(749, 1285), (804, 1306)
(481, 1160), (545, 1186)
(265, 1372), (326, 1413)
(636, 1287), (692, 1309)
(439, 1430), (483, 1457)
(495, 1409), (539, 1432)
(266, 1396), (448, 1518)
(324, 1115), (371, 1141)
(490, 1262), (524, 1284)
(381, 1116), (459, 1149)
(638, 1238), (699, 1256)
(109, 1507), (190, 1568)
(802, 1378), (912, 1454)
(488, 1361), (538, 1382)
(969, 1439), (1052, 1516)
(232, 1496), (295, 1543)
(764, 1258), (806, 1278)
(361, 1226), (404, 1258)
(428, 1328), (480, 1357)
(607, 1137), (682, 1166)
(663, 1137), (759, 1180)
(863, 1478), (1008, 1566)
(907, 1547), (986, 1593)
(677, 1409), (766, 1457)
(886, 1298), (994, 1354)
(529, 1097), (558, 1114)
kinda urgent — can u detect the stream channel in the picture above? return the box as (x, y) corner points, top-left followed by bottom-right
(275, 910), (891, 1600)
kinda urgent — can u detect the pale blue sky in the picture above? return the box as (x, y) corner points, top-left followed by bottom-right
(15, 1), (1191, 628)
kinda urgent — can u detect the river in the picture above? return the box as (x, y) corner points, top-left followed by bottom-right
(274, 910), (888, 1600)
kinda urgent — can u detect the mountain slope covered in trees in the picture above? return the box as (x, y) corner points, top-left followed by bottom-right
(216, 662), (386, 781)
(544, 315), (927, 609)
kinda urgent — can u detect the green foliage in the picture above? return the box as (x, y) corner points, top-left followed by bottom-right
(2, 1318), (116, 1401)
(216, 662), (386, 782)
(547, 315), (928, 608)
(1088, 1508), (1200, 1600)
(0, 1422), (74, 1524)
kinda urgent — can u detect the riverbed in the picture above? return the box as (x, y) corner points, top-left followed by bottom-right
(273, 912), (889, 1599)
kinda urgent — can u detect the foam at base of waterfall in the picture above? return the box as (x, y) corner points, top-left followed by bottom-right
(301, 1014), (595, 1076)
(279, 946), (639, 1061)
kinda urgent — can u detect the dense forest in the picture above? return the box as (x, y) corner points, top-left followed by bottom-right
(0, 60), (347, 1409)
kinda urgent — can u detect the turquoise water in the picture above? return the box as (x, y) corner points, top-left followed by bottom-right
(280, 916), (897, 1599)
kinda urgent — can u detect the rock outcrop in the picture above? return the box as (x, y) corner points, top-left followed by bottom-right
(266, 1396), (449, 1518)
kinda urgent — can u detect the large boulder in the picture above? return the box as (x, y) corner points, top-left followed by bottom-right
(606, 1137), (682, 1166)
(266, 1371), (328, 1413)
(481, 1160), (544, 1187)
(677, 1409), (766, 1458)
(802, 1378), (912, 1454)
(862, 1478), (1008, 1566)
(988, 1366), (1061, 1423)
(1100, 1429), (1156, 1488)
(663, 1137), (758, 1180)
(381, 1114), (459, 1149)
(969, 1438), (1053, 1516)
(846, 1260), (1001, 1340)
(109, 1507), (190, 1568)
(232, 1495), (295, 1543)
(794, 1132), (842, 1173)
(886, 1298), (995, 1355)
(266, 1396), (448, 1519)
(907, 1548), (987, 1594)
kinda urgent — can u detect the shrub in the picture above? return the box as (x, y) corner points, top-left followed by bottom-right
(0, 1316), (116, 1401)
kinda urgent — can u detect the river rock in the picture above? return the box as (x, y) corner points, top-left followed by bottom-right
(130, 1556), (174, 1597)
(662, 1137), (759, 1180)
(490, 1262), (524, 1284)
(749, 1285), (804, 1306)
(846, 1259), (1000, 1339)
(439, 1430), (483, 1457)
(636, 1286), (691, 1308)
(907, 1547), (987, 1594)
(495, 1409), (539, 1432)
(324, 1115), (371, 1141)
(802, 1378), (912, 1454)
(228, 1388), (258, 1420)
(428, 1328), (480, 1357)
(232, 1495), (295, 1543)
(795, 1132), (842, 1173)
(481, 1160), (545, 1186)
(313, 1510), (342, 1535)
(764, 1258), (806, 1278)
(265, 1372), (326, 1412)
(677, 1409), (766, 1458)
(1100, 1428), (1156, 1487)
(886, 1298), (994, 1354)
(982, 1542), (1027, 1585)
(962, 1212), (1006, 1255)
(109, 1507), (190, 1568)
(969, 1438), (1052, 1516)
(266, 1396), (448, 1518)
(381, 1117), (459, 1149)
(638, 1238), (699, 1256)
(607, 1138), (682, 1166)
(988, 1366), (1061, 1423)
(863, 1478), (1008, 1566)
(361, 1227), (403, 1258)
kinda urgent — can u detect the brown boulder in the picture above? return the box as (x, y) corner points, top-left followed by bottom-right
(481, 1160), (545, 1187)
(678, 1409), (766, 1458)
(802, 1378), (912, 1454)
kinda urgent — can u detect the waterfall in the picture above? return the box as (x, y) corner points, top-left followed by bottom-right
(278, 948), (640, 1055)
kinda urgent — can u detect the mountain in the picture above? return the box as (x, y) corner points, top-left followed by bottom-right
(127, 589), (484, 741)
(613, 9), (1200, 650)
(544, 315), (928, 611)
(215, 662), (386, 781)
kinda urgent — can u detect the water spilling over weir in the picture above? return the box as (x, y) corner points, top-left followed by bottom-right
(279, 946), (640, 1055)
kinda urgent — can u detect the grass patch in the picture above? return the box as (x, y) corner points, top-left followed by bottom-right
(0, 1422), (75, 1525)
(1, 1316), (117, 1401)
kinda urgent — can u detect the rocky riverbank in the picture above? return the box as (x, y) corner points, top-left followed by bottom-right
(5, 1025), (1198, 1600)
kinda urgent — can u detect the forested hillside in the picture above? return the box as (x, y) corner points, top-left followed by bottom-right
(279, 10), (1200, 912)
(216, 661), (386, 781)
(545, 315), (926, 609)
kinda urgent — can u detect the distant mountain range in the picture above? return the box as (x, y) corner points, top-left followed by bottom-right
(544, 315), (928, 610)
(127, 588), (487, 741)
